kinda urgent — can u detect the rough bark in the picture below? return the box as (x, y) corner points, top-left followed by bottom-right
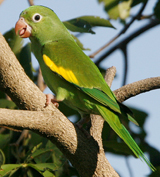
(114, 77), (160, 102)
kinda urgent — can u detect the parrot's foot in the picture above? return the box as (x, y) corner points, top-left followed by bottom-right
(45, 94), (59, 108)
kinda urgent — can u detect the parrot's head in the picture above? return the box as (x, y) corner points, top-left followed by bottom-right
(15, 6), (68, 45)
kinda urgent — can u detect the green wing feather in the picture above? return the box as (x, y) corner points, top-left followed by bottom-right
(42, 40), (138, 123)
(42, 40), (121, 110)
(81, 87), (120, 113)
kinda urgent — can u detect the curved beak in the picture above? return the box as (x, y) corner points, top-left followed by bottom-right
(15, 17), (32, 38)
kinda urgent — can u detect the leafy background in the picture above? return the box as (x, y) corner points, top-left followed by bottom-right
(0, 0), (160, 177)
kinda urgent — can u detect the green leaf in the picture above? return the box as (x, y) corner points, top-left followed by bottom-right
(144, 143), (160, 168)
(77, 16), (115, 28)
(28, 163), (59, 172)
(4, 29), (33, 80)
(8, 167), (22, 177)
(0, 149), (5, 166)
(3, 28), (23, 57)
(43, 170), (55, 177)
(0, 99), (17, 109)
(63, 16), (114, 34)
(0, 133), (12, 149)
(29, 132), (48, 148)
(63, 18), (95, 34)
(154, 0), (160, 20)
(19, 43), (34, 80)
(104, 0), (120, 19)
(0, 164), (21, 176)
(29, 148), (53, 164)
(45, 141), (66, 170)
(26, 166), (44, 177)
(149, 166), (160, 177)
(0, 91), (5, 99)
(103, 140), (135, 156)
(119, 0), (132, 20)
(58, 102), (79, 117)
(25, 143), (42, 163)
(130, 107), (148, 127)
(46, 141), (66, 167)
(98, 0), (132, 20)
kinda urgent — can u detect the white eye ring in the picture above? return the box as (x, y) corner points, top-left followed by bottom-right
(32, 13), (42, 22)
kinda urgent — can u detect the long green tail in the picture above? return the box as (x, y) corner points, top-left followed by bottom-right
(96, 105), (156, 171)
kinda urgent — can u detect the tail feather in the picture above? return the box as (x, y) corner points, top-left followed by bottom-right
(96, 105), (156, 171)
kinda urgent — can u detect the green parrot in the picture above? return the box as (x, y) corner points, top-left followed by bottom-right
(15, 5), (155, 171)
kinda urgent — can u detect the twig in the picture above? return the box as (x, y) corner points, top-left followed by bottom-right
(89, 1), (148, 58)
(140, 14), (154, 20)
(120, 45), (128, 86)
(104, 66), (116, 87)
(125, 157), (133, 177)
(37, 68), (47, 92)
(95, 19), (160, 66)
(89, 34), (119, 58)
(28, 0), (34, 6)
(16, 130), (29, 145)
(0, 0), (4, 5)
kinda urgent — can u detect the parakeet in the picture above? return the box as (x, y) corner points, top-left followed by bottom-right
(15, 5), (155, 171)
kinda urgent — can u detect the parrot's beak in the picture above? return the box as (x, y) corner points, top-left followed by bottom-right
(15, 17), (32, 38)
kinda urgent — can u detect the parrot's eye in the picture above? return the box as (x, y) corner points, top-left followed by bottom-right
(32, 13), (42, 22)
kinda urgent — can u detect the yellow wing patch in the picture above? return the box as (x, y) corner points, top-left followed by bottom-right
(43, 54), (79, 85)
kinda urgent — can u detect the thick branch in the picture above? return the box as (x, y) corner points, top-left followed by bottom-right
(0, 33), (119, 176)
(0, 34), (46, 111)
(114, 77), (160, 102)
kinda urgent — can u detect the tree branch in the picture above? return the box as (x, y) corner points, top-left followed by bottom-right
(89, 1), (148, 58)
(0, 31), (159, 176)
(95, 19), (160, 65)
(37, 68), (47, 92)
(0, 33), (119, 176)
(105, 66), (116, 87)
(28, 0), (34, 6)
(114, 77), (160, 103)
